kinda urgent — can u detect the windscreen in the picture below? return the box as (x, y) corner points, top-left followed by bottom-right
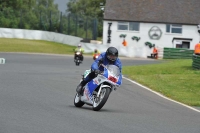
(107, 65), (120, 77)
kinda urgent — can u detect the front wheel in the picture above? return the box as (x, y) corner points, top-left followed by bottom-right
(75, 57), (80, 66)
(74, 93), (84, 107)
(76, 62), (80, 66)
(93, 87), (111, 111)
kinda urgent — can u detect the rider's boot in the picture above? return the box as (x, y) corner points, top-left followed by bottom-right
(76, 80), (87, 95)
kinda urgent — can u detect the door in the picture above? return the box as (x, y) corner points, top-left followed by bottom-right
(182, 41), (190, 49)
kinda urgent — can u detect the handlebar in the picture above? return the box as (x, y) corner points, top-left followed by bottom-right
(100, 64), (106, 68)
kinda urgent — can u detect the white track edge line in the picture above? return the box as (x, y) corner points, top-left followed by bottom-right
(122, 76), (200, 113)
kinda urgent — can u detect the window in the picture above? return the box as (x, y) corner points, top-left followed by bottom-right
(118, 22), (139, 31)
(129, 22), (139, 31)
(166, 24), (182, 34)
(118, 22), (128, 30)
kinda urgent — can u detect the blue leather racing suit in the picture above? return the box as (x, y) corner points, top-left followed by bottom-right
(84, 52), (122, 84)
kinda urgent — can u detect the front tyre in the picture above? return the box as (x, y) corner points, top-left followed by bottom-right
(75, 57), (80, 66)
(76, 62), (80, 66)
(74, 93), (84, 107)
(93, 87), (111, 111)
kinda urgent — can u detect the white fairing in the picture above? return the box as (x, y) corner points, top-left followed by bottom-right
(81, 87), (93, 105)
(77, 65), (121, 106)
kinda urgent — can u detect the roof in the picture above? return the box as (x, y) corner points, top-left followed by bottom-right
(172, 37), (193, 42)
(104, 0), (200, 25)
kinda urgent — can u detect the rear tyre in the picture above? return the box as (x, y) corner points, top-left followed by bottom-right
(74, 93), (84, 107)
(93, 87), (111, 111)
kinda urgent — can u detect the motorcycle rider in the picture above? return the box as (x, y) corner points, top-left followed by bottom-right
(74, 44), (84, 62)
(93, 49), (100, 60)
(76, 46), (122, 95)
(93, 49), (100, 56)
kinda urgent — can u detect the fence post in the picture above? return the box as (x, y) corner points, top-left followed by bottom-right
(75, 14), (77, 36)
(49, 11), (52, 31)
(39, 11), (42, 29)
(86, 17), (88, 38)
(68, 14), (70, 35)
(59, 12), (63, 33)
(20, 10), (22, 28)
(96, 19), (98, 39)
(92, 18), (97, 40)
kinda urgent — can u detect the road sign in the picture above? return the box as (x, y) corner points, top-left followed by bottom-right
(0, 58), (5, 64)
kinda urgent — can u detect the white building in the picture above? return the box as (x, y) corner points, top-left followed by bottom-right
(102, 0), (200, 58)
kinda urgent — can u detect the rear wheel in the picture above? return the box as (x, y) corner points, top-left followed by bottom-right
(74, 93), (84, 107)
(92, 87), (111, 111)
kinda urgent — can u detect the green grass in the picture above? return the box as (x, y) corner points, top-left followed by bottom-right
(123, 59), (200, 106)
(1, 38), (199, 106)
(0, 38), (76, 54)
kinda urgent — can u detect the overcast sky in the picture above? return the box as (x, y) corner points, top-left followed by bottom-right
(54, 0), (70, 13)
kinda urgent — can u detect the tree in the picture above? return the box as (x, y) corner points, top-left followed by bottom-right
(34, 0), (60, 31)
(0, 0), (60, 30)
(67, 0), (105, 18)
(0, 0), (37, 28)
(0, 0), (102, 39)
(66, 0), (105, 38)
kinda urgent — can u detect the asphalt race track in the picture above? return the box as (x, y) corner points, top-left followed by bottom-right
(0, 53), (200, 133)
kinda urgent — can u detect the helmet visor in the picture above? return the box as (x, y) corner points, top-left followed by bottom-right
(107, 55), (117, 61)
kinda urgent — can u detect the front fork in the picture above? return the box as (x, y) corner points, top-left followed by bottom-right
(93, 84), (103, 103)
(96, 84), (112, 98)
(97, 84), (103, 98)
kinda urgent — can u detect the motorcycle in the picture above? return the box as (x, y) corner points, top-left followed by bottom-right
(93, 53), (100, 60)
(74, 51), (82, 66)
(74, 64), (122, 111)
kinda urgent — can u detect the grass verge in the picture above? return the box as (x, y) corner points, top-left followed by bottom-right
(123, 59), (200, 106)
(0, 38), (76, 54)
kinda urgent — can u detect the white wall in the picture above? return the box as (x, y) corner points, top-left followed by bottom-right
(0, 28), (82, 46)
(103, 21), (199, 58)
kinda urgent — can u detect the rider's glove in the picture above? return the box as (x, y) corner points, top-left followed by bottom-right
(98, 59), (103, 67)
(94, 69), (101, 75)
